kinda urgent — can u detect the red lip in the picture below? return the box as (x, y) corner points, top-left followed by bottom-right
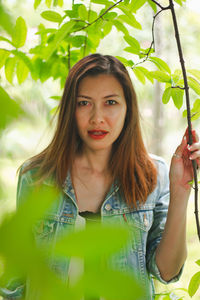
(88, 130), (108, 140)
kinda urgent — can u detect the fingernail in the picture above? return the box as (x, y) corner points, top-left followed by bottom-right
(187, 145), (191, 150)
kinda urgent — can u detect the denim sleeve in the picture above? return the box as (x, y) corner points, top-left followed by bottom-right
(146, 158), (183, 284)
(0, 168), (30, 299)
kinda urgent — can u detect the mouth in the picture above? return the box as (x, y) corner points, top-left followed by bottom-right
(88, 130), (108, 139)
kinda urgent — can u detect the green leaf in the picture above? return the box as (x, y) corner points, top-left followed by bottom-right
(136, 66), (153, 83)
(113, 20), (129, 35)
(117, 14), (142, 30)
(188, 271), (200, 297)
(115, 56), (134, 68)
(0, 2), (14, 35)
(196, 260), (200, 267)
(5, 57), (17, 84)
(124, 35), (140, 53)
(0, 86), (22, 130)
(124, 47), (139, 55)
(43, 21), (75, 60)
(41, 11), (62, 23)
(78, 4), (88, 20)
(45, 0), (52, 8)
(171, 87), (184, 109)
(147, 0), (157, 12)
(130, 0), (147, 12)
(34, 0), (42, 9)
(91, 0), (110, 4)
(0, 49), (10, 69)
(188, 69), (200, 82)
(133, 68), (145, 84)
(11, 50), (35, 78)
(54, 224), (130, 258)
(149, 57), (171, 74)
(12, 17), (27, 48)
(16, 59), (29, 84)
(162, 87), (171, 104)
(149, 71), (171, 83)
(0, 36), (14, 46)
(174, 0), (183, 5)
(57, 0), (64, 7)
(188, 77), (200, 96)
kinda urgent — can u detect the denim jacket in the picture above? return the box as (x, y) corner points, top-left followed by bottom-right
(0, 155), (182, 300)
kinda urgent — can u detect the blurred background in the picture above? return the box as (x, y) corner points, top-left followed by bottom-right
(0, 0), (200, 298)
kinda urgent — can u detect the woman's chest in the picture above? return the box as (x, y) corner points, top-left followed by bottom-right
(72, 174), (111, 212)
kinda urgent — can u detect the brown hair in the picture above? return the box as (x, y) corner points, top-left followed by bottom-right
(21, 53), (157, 207)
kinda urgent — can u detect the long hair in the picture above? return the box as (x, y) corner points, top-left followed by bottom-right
(21, 53), (157, 207)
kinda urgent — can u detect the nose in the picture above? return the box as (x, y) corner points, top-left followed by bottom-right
(90, 106), (105, 125)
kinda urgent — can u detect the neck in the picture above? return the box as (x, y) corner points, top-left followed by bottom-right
(76, 147), (111, 174)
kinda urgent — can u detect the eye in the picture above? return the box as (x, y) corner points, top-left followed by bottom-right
(106, 100), (117, 105)
(77, 100), (89, 106)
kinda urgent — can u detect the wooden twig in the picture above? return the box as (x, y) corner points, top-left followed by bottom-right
(151, 0), (200, 241)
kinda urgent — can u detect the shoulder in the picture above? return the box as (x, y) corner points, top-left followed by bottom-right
(149, 153), (169, 189)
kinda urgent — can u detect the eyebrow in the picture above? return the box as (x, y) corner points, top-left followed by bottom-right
(77, 94), (120, 99)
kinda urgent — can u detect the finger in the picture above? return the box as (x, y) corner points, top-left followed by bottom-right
(189, 150), (200, 160)
(176, 135), (187, 154)
(187, 142), (200, 152)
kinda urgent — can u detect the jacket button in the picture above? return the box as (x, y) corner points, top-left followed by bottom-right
(105, 204), (112, 211)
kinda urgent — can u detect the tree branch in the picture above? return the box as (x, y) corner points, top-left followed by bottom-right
(72, 0), (123, 33)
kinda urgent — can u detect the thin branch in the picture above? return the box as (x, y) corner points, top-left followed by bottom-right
(72, 0), (123, 33)
(67, 44), (71, 71)
(133, 6), (170, 68)
(171, 86), (186, 90)
(154, 0), (200, 241)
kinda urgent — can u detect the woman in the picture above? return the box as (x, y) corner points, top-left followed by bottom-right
(2, 54), (200, 299)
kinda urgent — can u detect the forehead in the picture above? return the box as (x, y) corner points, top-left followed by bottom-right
(77, 74), (124, 96)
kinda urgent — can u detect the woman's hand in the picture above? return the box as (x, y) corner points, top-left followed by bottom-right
(169, 129), (200, 191)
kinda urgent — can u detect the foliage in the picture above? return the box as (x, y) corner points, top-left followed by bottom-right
(0, 0), (200, 299)
(0, 186), (144, 300)
(0, 0), (200, 136)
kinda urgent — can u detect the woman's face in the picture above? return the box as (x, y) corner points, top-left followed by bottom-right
(75, 74), (127, 153)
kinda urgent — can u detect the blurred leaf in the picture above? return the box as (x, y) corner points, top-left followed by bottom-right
(57, 0), (64, 7)
(174, 0), (184, 5)
(91, 0), (110, 4)
(0, 86), (22, 130)
(0, 3), (14, 35)
(124, 35), (140, 54)
(171, 87), (184, 109)
(78, 4), (88, 20)
(54, 224), (130, 258)
(5, 56), (17, 84)
(42, 21), (75, 60)
(136, 66), (153, 83)
(162, 87), (171, 104)
(149, 57), (171, 74)
(16, 59), (29, 84)
(188, 77), (200, 96)
(82, 268), (144, 300)
(0, 36), (14, 46)
(130, 0), (147, 12)
(188, 69), (200, 82)
(196, 260), (200, 267)
(115, 56), (134, 68)
(183, 99), (200, 121)
(149, 71), (171, 83)
(147, 0), (157, 12)
(113, 20), (129, 35)
(34, 0), (42, 9)
(41, 11), (63, 23)
(117, 14), (142, 30)
(133, 67), (146, 84)
(0, 49), (10, 69)
(12, 17), (27, 48)
(46, 0), (52, 8)
(188, 271), (200, 297)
